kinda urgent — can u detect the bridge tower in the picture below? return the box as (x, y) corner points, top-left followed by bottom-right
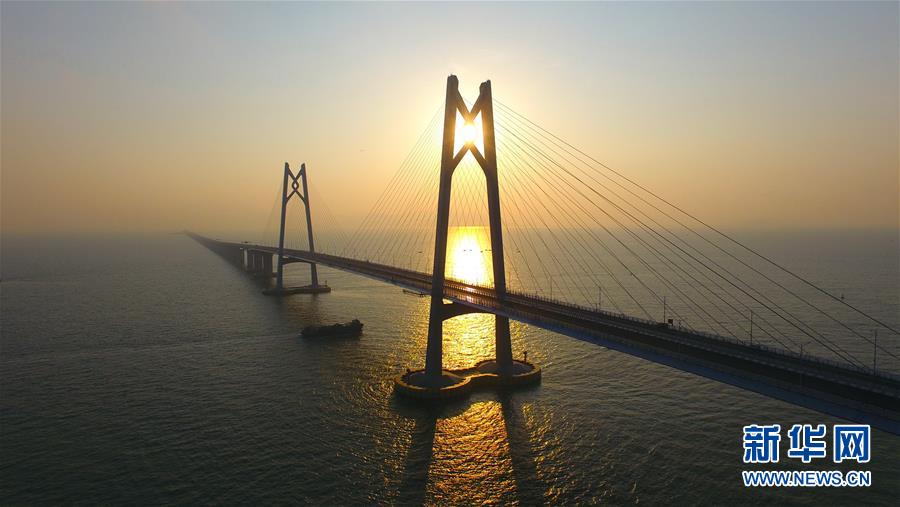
(397, 75), (540, 396)
(264, 162), (331, 295)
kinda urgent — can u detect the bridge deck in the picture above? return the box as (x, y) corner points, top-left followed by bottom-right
(189, 233), (900, 434)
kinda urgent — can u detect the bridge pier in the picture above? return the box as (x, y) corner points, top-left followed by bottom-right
(241, 249), (251, 272)
(262, 253), (273, 277)
(263, 162), (332, 296)
(396, 76), (539, 399)
(244, 249), (272, 276)
(246, 250), (255, 272)
(245, 250), (275, 277)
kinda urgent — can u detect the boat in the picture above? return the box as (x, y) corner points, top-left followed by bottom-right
(301, 319), (363, 338)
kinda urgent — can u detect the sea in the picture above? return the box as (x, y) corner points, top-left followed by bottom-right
(1, 230), (898, 505)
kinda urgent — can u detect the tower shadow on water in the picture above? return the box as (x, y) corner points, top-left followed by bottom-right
(395, 394), (546, 504)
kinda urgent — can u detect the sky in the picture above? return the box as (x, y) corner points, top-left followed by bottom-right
(2, 1), (897, 236)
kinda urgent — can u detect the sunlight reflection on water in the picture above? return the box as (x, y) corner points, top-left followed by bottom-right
(428, 401), (516, 502)
(446, 226), (492, 286)
(441, 313), (493, 370)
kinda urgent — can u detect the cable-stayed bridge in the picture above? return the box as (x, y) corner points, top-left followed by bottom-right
(191, 76), (900, 434)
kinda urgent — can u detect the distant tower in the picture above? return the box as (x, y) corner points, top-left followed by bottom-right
(265, 162), (331, 295)
(423, 75), (513, 382)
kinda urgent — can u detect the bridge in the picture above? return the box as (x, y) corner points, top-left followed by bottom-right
(190, 75), (900, 434)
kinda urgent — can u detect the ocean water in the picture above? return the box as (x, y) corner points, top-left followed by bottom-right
(1, 231), (898, 505)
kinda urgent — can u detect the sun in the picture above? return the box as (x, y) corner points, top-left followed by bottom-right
(453, 113), (484, 155)
(460, 122), (478, 145)
(447, 226), (491, 285)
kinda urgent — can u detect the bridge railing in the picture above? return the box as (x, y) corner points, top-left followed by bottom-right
(349, 255), (899, 382)
(496, 286), (899, 382)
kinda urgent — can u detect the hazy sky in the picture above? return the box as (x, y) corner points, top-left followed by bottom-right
(2, 1), (897, 235)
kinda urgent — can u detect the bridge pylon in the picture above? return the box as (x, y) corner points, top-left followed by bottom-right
(263, 162), (331, 296)
(396, 75), (540, 398)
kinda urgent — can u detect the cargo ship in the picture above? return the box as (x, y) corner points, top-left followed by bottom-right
(300, 319), (363, 338)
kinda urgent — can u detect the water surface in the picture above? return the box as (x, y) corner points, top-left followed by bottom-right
(1, 232), (898, 504)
